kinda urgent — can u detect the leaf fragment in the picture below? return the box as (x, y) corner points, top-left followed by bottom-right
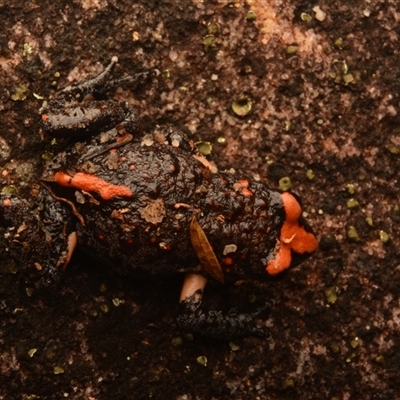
(190, 215), (224, 283)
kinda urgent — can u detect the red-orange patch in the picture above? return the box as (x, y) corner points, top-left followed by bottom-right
(3, 198), (11, 207)
(241, 187), (254, 197)
(54, 171), (133, 201)
(266, 192), (318, 276)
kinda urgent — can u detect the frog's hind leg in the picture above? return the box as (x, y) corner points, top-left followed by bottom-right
(177, 273), (270, 339)
(1, 192), (77, 288)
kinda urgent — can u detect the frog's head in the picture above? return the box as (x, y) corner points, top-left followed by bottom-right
(266, 191), (318, 276)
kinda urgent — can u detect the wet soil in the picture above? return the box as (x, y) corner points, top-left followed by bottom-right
(1, 1), (400, 399)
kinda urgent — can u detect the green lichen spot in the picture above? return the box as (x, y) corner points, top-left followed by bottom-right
(196, 356), (207, 367)
(100, 304), (109, 313)
(347, 226), (360, 241)
(8, 261), (18, 275)
(229, 342), (240, 351)
(306, 169), (315, 180)
(195, 141), (213, 156)
(330, 342), (340, 354)
(28, 348), (37, 358)
(248, 294), (256, 303)
(286, 45), (298, 55)
(207, 22), (220, 35)
(334, 37), (344, 49)
(350, 339), (359, 349)
(232, 96), (252, 117)
(279, 177), (292, 191)
(345, 184), (355, 195)
(365, 217), (373, 227)
(23, 43), (32, 56)
(282, 378), (295, 389)
(217, 136), (226, 144)
(53, 366), (64, 375)
(1, 185), (18, 194)
(347, 198), (359, 209)
(379, 230), (390, 243)
(246, 10), (256, 20)
(11, 84), (28, 101)
(325, 287), (337, 304)
(112, 298), (121, 307)
(375, 355), (385, 364)
(202, 34), (216, 49)
(343, 73), (354, 84)
(171, 337), (183, 347)
(42, 151), (54, 161)
(386, 144), (399, 154)
(301, 13), (312, 22)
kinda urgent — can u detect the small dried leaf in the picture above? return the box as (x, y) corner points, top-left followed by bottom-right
(190, 215), (224, 283)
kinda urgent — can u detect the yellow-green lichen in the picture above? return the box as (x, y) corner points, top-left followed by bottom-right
(350, 338), (359, 349)
(196, 356), (207, 367)
(207, 22), (220, 35)
(171, 337), (183, 347)
(246, 10), (257, 20)
(53, 366), (64, 375)
(345, 183), (355, 195)
(11, 84), (28, 101)
(386, 144), (399, 155)
(195, 141), (213, 156)
(229, 341), (240, 351)
(306, 169), (315, 180)
(286, 45), (298, 55)
(334, 37), (344, 49)
(300, 13), (312, 22)
(2, 185), (18, 194)
(347, 226), (360, 241)
(232, 96), (252, 117)
(279, 177), (292, 191)
(379, 230), (390, 243)
(325, 287), (338, 304)
(202, 34), (217, 50)
(347, 198), (359, 209)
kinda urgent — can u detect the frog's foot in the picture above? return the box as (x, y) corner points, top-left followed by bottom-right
(1, 194), (77, 288)
(176, 273), (269, 339)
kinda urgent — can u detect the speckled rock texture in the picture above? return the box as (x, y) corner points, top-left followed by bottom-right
(1, 1), (400, 399)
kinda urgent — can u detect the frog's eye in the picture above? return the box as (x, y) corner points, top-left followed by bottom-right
(266, 192), (318, 276)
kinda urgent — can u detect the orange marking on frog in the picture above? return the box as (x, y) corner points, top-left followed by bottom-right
(241, 187), (254, 197)
(266, 192), (318, 276)
(54, 171), (133, 200)
(3, 198), (12, 207)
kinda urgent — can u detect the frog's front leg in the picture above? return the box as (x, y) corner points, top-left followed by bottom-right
(1, 193), (77, 287)
(41, 99), (141, 138)
(40, 57), (152, 138)
(177, 273), (269, 339)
